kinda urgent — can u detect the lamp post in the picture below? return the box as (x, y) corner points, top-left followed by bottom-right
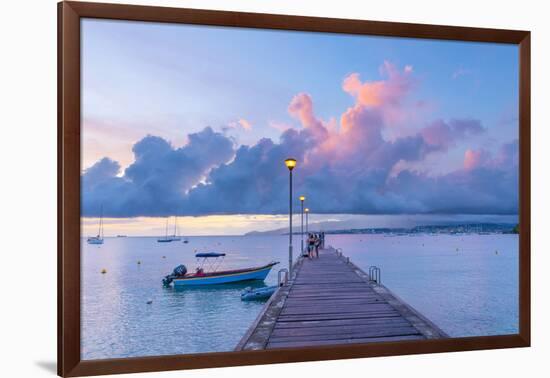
(299, 196), (305, 256)
(284, 158), (297, 277)
(305, 208), (310, 236)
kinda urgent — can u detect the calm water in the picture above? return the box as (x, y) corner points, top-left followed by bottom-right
(81, 233), (518, 360)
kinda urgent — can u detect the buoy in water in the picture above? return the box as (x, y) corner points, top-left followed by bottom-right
(137, 260), (141, 265)
(495, 250), (498, 255)
(146, 299), (153, 304)
(101, 268), (107, 274)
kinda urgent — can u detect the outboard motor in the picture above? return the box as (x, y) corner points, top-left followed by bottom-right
(173, 264), (187, 277)
(162, 264), (187, 287)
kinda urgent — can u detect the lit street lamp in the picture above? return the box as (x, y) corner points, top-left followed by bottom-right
(299, 196), (305, 257)
(284, 158), (297, 277)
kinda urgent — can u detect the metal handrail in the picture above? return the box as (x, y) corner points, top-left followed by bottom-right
(278, 268), (289, 287)
(369, 266), (381, 285)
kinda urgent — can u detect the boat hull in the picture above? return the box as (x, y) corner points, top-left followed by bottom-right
(87, 238), (104, 245)
(172, 264), (276, 286)
(157, 237), (181, 243)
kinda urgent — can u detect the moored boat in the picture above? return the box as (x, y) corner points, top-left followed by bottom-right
(87, 207), (104, 245)
(241, 285), (277, 301)
(87, 236), (104, 245)
(162, 252), (279, 287)
(157, 216), (181, 243)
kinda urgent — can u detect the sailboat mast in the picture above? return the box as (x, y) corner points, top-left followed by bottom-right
(99, 205), (103, 238)
(174, 216), (178, 237)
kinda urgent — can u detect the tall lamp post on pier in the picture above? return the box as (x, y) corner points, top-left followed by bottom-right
(284, 158), (297, 277)
(299, 196), (305, 256)
(305, 207), (310, 236)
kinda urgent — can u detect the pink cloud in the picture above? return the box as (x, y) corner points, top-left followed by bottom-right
(339, 104), (384, 150)
(342, 61), (414, 108)
(341, 62), (427, 139)
(288, 93), (329, 142)
(462, 140), (518, 172)
(238, 118), (252, 130)
(285, 63), (483, 174)
(464, 149), (489, 171)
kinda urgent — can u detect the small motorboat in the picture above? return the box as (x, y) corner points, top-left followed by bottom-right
(162, 252), (279, 287)
(241, 286), (277, 301)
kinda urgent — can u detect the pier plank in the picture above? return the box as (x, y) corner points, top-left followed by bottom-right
(236, 247), (447, 350)
(266, 334), (425, 349)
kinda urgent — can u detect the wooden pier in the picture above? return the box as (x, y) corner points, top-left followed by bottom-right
(236, 247), (447, 350)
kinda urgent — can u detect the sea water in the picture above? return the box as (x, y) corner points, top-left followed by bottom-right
(81, 233), (518, 360)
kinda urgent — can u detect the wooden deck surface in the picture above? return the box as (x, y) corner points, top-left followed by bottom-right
(236, 247), (447, 350)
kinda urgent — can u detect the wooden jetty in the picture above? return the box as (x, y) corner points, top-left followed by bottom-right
(236, 247), (447, 350)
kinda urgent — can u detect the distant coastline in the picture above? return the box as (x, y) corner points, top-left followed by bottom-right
(245, 223), (519, 236)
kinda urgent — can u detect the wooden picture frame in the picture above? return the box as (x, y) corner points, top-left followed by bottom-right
(58, 1), (530, 376)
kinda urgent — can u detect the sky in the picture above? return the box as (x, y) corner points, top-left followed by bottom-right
(81, 19), (519, 235)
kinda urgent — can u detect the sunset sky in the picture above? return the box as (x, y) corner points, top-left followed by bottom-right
(81, 19), (519, 235)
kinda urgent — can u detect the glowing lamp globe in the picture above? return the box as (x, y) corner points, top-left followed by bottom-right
(284, 158), (297, 171)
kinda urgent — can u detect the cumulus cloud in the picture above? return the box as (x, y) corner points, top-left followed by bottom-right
(82, 127), (234, 217)
(82, 61), (518, 217)
(288, 93), (329, 143)
(420, 118), (486, 151)
(386, 166), (518, 214)
(464, 140), (518, 171)
(342, 62), (413, 107)
(341, 62), (425, 133)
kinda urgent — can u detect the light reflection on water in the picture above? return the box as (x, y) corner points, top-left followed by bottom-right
(82, 233), (518, 360)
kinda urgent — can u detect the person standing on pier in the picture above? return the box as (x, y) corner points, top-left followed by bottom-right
(307, 233), (315, 259)
(314, 234), (321, 258)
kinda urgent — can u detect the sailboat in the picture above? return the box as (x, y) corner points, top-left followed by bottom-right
(87, 207), (104, 245)
(171, 216), (181, 241)
(157, 216), (181, 243)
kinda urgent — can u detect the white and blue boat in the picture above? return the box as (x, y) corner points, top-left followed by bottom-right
(162, 252), (279, 287)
